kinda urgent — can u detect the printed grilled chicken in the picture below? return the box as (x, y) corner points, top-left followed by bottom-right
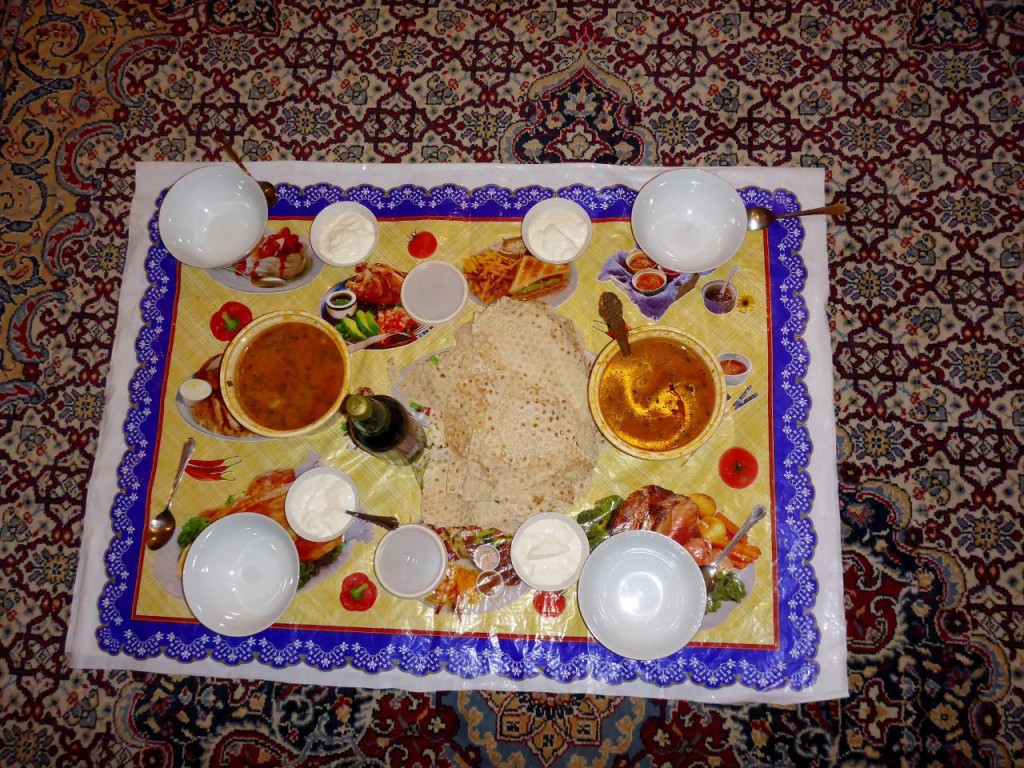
(197, 468), (340, 562)
(347, 262), (404, 305)
(609, 485), (710, 562)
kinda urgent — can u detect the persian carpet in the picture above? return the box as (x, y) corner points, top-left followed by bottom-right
(1, 1), (1021, 766)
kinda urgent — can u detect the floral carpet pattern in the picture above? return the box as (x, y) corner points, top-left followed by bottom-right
(1, 0), (1021, 766)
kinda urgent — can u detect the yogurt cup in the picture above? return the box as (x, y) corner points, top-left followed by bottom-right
(284, 466), (358, 542)
(178, 377), (212, 406)
(310, 202), (379, 267)
(511, 513), (589, 592)
(400, 261), (469, 326)
(521, 198), (592, 264)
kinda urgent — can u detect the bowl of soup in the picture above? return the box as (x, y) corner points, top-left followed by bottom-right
(220, 310), (350, 437)
(587, 326), (725, 461)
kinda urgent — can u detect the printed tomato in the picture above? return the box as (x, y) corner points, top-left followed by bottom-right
(407, 231), (438, 259)
(340, 572), (378, 612)
(719, 447), (759, 489)
(532, 591), (567, 618)
(209, 301), (252, 342)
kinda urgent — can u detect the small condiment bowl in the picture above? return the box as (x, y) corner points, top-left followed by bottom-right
(624, 249), (658, 274)
(159, 166), (269, 269)
(521, 198), (593, 264)
(587, 326), (726, 461)
(310, 201), (379, 267)
(717, 353), (752, 387)
(400, 261), (469, 326)
(220, 310), (351, 438)
(374, 524), (448, 599)
(178, 377), (212, 406)
(630, 268), (668, 296)
(510, 512), (589, 592)
(324, 289), (358, 320)
(284, 466), (358, 542)
(702, 280), (738, 314)
(631, 169), (747, 274)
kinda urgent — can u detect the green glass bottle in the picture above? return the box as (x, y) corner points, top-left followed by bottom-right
(344, 393), (426, 465)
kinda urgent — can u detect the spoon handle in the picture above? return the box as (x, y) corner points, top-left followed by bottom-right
(775, 203), (848, 220)
(211, 130), (253, 178)
(711, 504), (767, 566)
(169, 438), (197, 501)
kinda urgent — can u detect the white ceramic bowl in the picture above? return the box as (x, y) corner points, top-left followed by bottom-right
(284, 466), (358, 542)
(400, 261), (469, 325)
(521, 198), (593, 264)
(577, 530), (707, 660)
(310, 201), (379, 267)
(182, 512), (299, 637)
(717, 352), (752, 387)
(631, 169), (747, 274)
(374, 524), (448, 599)
(510, 512), (589, 592)
(159, 166), (269, 269)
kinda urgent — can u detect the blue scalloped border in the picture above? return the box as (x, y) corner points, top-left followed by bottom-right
(97, 182), (818, 691)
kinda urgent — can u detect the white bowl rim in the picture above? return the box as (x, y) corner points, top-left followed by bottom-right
(158, 165), (269, 269)
(520, 197), (593, 264)
(284, 466), (358, 542)
(577, 529), (707, 660)
(373, 524), (448, 599)
(630, 168), (747, 274)
(510, 512), (590, 591)
(182, 512), (299, 637)
(309, 201), (379, 267)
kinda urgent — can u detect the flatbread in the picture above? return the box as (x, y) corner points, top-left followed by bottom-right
(403, 298), (599, 532)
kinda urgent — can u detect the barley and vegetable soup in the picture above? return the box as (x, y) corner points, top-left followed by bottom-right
(236, 322), (346, 431)
(598, 337), (716, 452)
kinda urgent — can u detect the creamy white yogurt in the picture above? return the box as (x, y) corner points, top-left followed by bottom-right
(511, 514), (588, 590)
(521, 199), (592, 264)
(310, 202), (378, 266)
(285, 467), (358, 541)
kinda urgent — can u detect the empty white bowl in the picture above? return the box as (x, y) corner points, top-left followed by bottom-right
(577, 530), (706, 660)
(310, 201), (379, 267)
(374, 524), (448, 599)
(631, 169), (747, 274)
(159, 166), (269, 269)
(521, 198), (593, 264)
(400, 261), (469, 326)
(182, 513), (299, 636)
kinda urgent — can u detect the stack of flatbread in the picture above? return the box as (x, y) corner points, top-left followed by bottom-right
(399, 298), (600, 532)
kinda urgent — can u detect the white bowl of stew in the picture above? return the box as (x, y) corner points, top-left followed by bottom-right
(587, 326), (725, 461)
(220, 310), (351, 438)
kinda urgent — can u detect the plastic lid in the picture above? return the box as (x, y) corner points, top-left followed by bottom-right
(400, 261), (469, 326)
(374, 525), (448, 599)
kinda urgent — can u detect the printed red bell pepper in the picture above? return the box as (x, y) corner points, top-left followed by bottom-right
(340, 572), (378, 612)
(532, 591), (567, 618)
(209, 301), (253, 342)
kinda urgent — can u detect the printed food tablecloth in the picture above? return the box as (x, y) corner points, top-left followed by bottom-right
(68, 163), (847, 703)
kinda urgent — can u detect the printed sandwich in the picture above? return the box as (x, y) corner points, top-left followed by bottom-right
(507, 254), (569, 302)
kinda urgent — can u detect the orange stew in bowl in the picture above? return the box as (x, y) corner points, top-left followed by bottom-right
(236, 322), (346, 431)
(598, 337), (716, 452)
(635, 272), (665, 292)
(721, 359), (748, 375)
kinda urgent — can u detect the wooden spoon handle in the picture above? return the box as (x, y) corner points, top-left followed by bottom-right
(211, 130), (252, 178)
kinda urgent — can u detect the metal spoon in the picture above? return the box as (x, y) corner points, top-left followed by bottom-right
(746, 202), (848, 231)
(146, 437), (197, 551)
(346, 510), (401, 531)
(700, 504), (767, 591)
(210, 130), (279, 208)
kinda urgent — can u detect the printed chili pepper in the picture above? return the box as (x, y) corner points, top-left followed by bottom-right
(209, 301), (253, 342)
(532, 591), (567, 618)
(340, 572), (378, 612)
(184, 456), (240, 481)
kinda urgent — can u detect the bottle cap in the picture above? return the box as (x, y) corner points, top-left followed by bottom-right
(345, 394), (372, 420)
